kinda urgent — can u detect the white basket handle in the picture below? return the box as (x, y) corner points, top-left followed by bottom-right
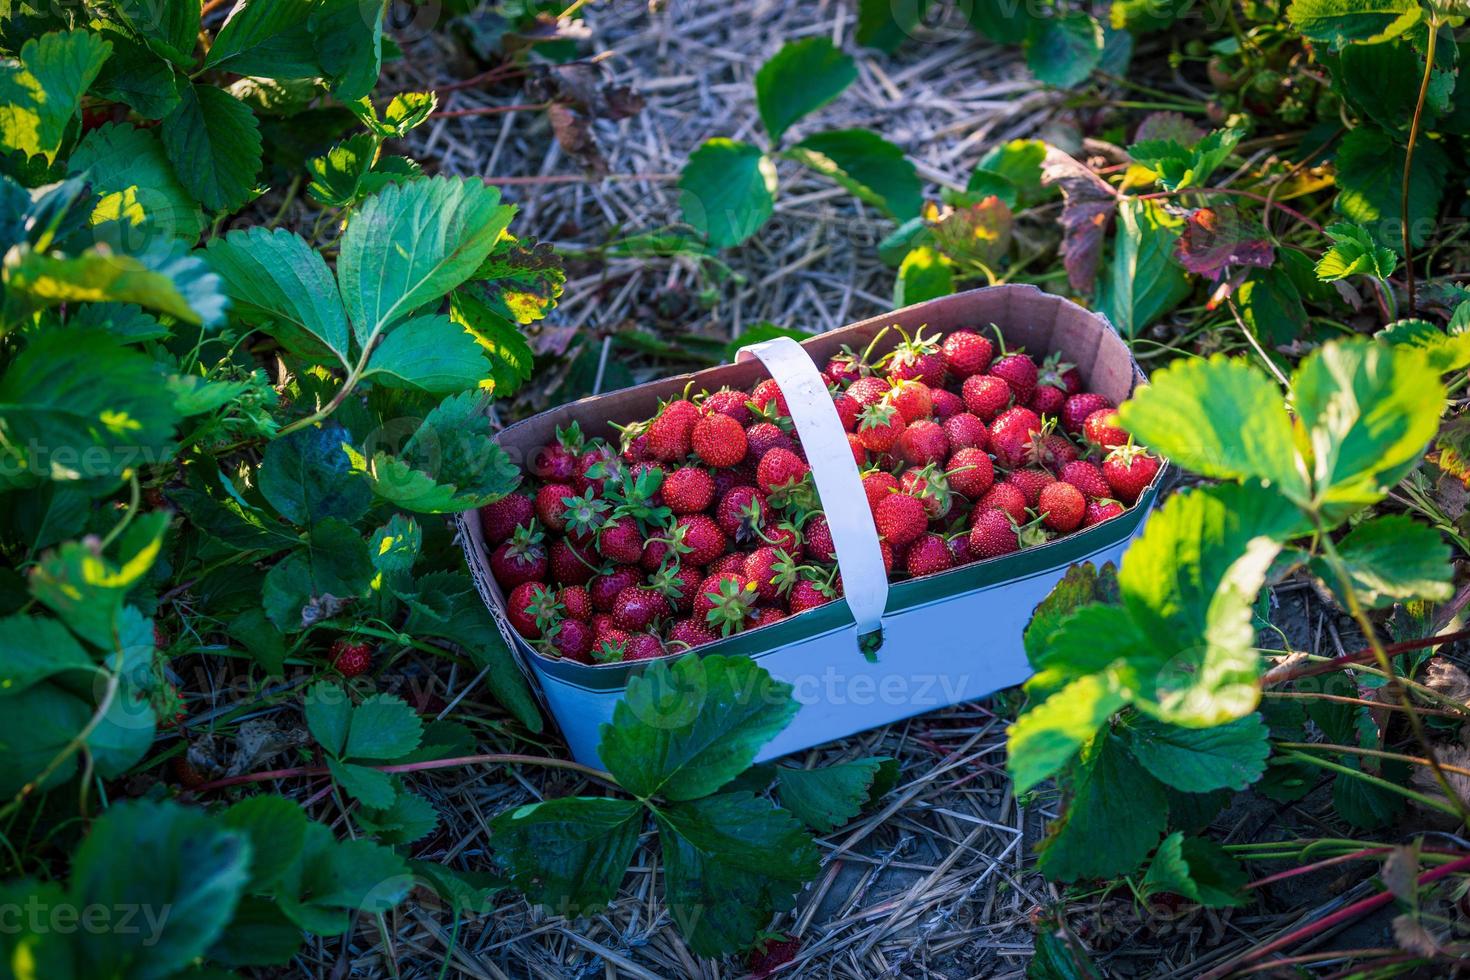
(736, 337), (889, 635)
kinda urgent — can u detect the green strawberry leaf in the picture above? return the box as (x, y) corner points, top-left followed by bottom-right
(678, 138), (777, 249)
(598, 654), (799, 801)
(1309, 514), (1453, 608)
(258, 423), (373, 526)
(1096, 198), (1191, 337)
(1141, 832), (1248, 907)
(754, 37), (857, 142)
(161, 84), (264, 213)
(774, 756), (897, 833)
(1036, 734), (1168, 881)
(489, 796), (644, 914)
(786, 128), (922, 219)
(362, 313), (489, 394)
(653, 792), (821, 957)
(1122, 714), (1271, 792)
(0, 30), (112, 163)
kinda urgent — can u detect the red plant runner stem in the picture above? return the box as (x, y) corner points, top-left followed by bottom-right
(1199, 854), (1470, 980)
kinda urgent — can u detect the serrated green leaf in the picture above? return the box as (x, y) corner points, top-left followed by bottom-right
(1096, 198), (1191, 337)
(894, 245), (954, 306)
(337, 176), (513, 345)
(599, 655), (799, 801)
(1377, 318), (1470, 372)
(71, 800), (251, 979)
(258, 422), (372, 525)
(204, 0), (320, 77)
(1292, 338), (1444, 509)
(1024, 12), (1104, 88)
(1119, 355), (1308, 500)
(491, 796), (643, 914)
(1311, 514), (1453, 608)
(221, 795), (309, 891)
(1123, 714), (1270, 792)
(678, 139), (777, 249)
(1037, 734), (1168, 881)
(1141, 832), (1248, 907)
(1010, 674), (1127, 795)
(1287, 0), (1422, 47)
(204, 226), (352, 367)
(161, 84), (263, 213)
(0, 30), (111, 163)
(362, 313), (488, 394)
(654, 792), (821, 957)
(774, 757), (896, 833)
(786, 128), (921, 219)
(754, 37), (856, 142)
(1332, 127), (1447, 251)
(68, 121), (205, 241)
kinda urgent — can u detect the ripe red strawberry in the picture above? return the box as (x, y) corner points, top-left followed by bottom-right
(624, 633), (663, 661)
(940, 329), (994, 378)
(1029, 384), (1066, 416)
(691, 413), (748, 467)
(702, 387), (753, 425)
(491, 524), (547, 588)
(1007, 468), (1053, 507)
(675, 514), (727, 566)
(745, 546), (800, 601)
(931, 388), (964, 420)
(979, 482), (1028, 524)
(550, 538), (597, 585)
(900, 464), (953, 520)
(804, 513), (836, 562)
(856, 402), (904, 453)
(1084, 498), (1125, 527)
(1038, 481), (1085, 532)
(598, 515), (644, 565)
(751, 378), (789, 416)
(946, 447), (995, 499)
(962, 374), (1012, 420)
(905, 533), (955, 577)
(667, 617), (718, 649)
(647, 399), (700, 461)
(695, 571), (758, 636)
(479, 493), (534, 543)
(560, 585), (592, 621)
(589, 565), (641, 611)
(888, 379), (933, 424)
(507, 582), (554, 638)
(943, 412), (989, 452)
(847, 375), (891, 407)
(534, 483), (574, 532)
(1061, 460), (1110, 499)
(990, 351), (1038, 403)
(1103, 445), (1160, 503)
(862, 470), (900, 513)
(990, 406), (1043, 469)
(898, 419), (949, 467)
(757, 447), (809, 494)
(572, 444), (618, 495)
(715, 485), (766, 541)
(1062, 393), (1114, 434)
(1083, 408), (1128, 449)
(789, 578), (837, 614)
(664, 466), (715, 514)
(612, 586), (670, 631)
(875, 493), (928, 547)
(883, 327), (945, 387)
(745, 421), (794, 459)
(330, 639), (373, 677)
(832, 392), (861, 431)
(969, 508), (1019, 557)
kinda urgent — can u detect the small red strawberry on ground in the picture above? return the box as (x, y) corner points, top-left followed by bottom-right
(1037, 481), (1086, 532)
(1084, 498), (1126, 527)
(647, 399), (700, 461)
(701, 387), (754, 425)
(715, 485), (766, 541)
(990, 405), (1043, 469)
(1062, 392), (1113, 434)
(962, 374), (1012, 420)
(942, 412), (989, 452)
(479, 492), (534, 543)
(898, 419), (949, 467)
(691, 412), (748, 467)
(756, 447), (809, 495)
(856, 402), (904, 453)
(847, 375), (891, 407)
(946, 447), (995, 499)
(1103, 444), (1161, 503)
(675, 514), (728, 566)
(1060, 460), (1111, 499)
(940, 329), (994, 378)
(978, 482), (1028, 524)
(803, 513), (836, 562)
(930, 388), (964, 420)
(875, 493), (929, 547)
(1082, 408), (1129, 449)
(491, 523), (548, 588)
(905, 533), (955, 577)
(667, 617), (718, 649)
(664, 465), (715, 514)
(534, 483), (574, 531)
(887, 379), (933, 423)
(862, 470), (900, 513)
(612, 586), (670, 631)
(969, 508), (1019, 557)
(745, 421), (795, 459)
(900, 463), (954, 520)
(751, 377), (789, 415)
(590, 566), (642, 611)
(330, 639), (373, 677)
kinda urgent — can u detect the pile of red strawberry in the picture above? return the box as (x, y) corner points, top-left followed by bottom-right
(479, 325), (1160, 665)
